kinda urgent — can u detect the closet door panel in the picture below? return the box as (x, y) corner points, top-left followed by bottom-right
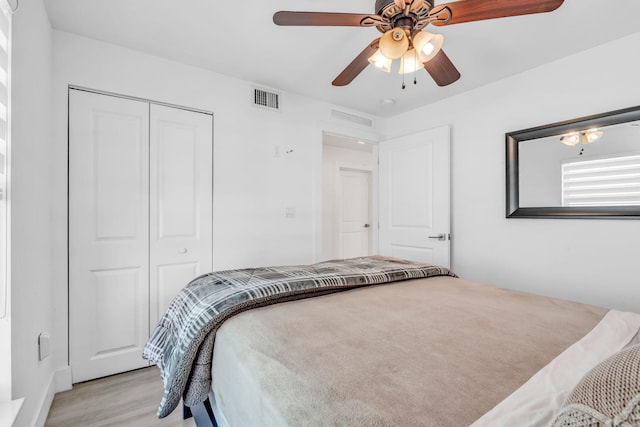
(149, 104), (213, 327)
(156, 262), (199, 317)
(69, 90), (150, 382)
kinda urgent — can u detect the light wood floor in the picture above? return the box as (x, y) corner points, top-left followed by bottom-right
(45, 366), (196, 427)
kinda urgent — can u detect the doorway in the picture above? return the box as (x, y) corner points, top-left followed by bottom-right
(322, 133), (374, 260)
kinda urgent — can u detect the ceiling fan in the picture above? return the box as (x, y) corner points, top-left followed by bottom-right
(273, 0), (564, 87)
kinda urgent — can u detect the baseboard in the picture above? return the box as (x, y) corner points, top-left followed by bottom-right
(54, 367), (72, 393)
(29, 368), (71, 427)
(32, 372), (55, 427)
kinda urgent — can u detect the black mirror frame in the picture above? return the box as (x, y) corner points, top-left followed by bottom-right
(506, 105), (640, 219)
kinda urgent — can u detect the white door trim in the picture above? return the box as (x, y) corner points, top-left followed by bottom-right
(68, 85), (213, 116)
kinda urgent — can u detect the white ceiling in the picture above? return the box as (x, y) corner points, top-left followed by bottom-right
(43, 0), (640, 118)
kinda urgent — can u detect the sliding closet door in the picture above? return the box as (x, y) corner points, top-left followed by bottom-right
(69, 90), (150, 382)
(148, 105), (213, 330)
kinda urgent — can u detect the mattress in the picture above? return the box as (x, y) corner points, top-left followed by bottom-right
(209, 275), (615, 426)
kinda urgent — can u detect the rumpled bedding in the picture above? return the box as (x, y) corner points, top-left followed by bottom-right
(142, 256), (456, 417)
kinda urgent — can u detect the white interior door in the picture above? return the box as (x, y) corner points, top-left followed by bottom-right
(378, 126), (451, 267)
(338, 168), (371, 258)
(149, 104), (213, 329)
(69, 90), (150, 382)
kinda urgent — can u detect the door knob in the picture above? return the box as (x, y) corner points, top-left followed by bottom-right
(364, 224), (370, 228)
(428, 233), (447, 241)
(178, 248), (188, 254)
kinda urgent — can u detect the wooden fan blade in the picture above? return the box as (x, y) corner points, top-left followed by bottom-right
(431, 0), (564, 26)
(332, 39), (380, 87)
(423, 50), (461, 87)
(274, 11), (377, 27)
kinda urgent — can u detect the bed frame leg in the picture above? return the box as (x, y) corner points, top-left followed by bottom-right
(184, 399), (217, 427)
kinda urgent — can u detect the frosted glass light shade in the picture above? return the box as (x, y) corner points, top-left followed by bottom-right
(560, 130), (603, 146)
(584, 129), (603, 144)
(413, 31), (444, 63)
(380, 29), (409, 60)
(398, 49), (423, 74)
(368, 49), (392, 73)
(560, 132), (580, 146)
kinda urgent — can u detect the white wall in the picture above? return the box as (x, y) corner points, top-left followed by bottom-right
(50, 31), (383, 389)
(382, 32), (640, 313)
(322, 144), (373, 260)
(10, 0), (55, 425)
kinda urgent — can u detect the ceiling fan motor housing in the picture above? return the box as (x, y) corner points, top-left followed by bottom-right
(375, 0), (434, 15)
(374, 0), (435, 34)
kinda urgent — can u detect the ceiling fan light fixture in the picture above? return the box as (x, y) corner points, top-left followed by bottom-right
(379, 28), (409, 60)
(413, 31), (444, 62)
(274, 0), (567, 87)
(398, 48), (423, 74)
(584, 129), (603, 144)
(367, 49), (392, 72)
(560, 129), (604, 146)
(560, 132), (580, 146)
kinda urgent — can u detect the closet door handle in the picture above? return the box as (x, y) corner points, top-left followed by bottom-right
(178, 248), (188, 254)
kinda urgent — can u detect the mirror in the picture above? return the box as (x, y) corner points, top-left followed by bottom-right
(506, 106), (640, 219)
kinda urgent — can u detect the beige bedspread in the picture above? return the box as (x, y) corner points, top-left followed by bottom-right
(211, 276), (607, 427)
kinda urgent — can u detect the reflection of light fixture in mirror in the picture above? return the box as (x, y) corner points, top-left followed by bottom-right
(379, 29), (409, 60)
(367, 49), (392, 72)
(560, 132), (580, 146)
(412, 31), (444, 62)
(583, 129), (603, 144)
(399, 49), (423, 74)
(560, 129), (603, 146)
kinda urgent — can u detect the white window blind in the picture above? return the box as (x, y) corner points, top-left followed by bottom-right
(0, 1), (10, 319)
(561, 154), (640, 207)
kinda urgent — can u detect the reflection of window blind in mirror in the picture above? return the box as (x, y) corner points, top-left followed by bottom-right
(562, 154), (640, 207)
(0, 2), (9, 319)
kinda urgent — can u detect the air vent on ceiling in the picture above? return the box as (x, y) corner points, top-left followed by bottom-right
(253, 87), (281, 111)
(331, 109), (373, 128)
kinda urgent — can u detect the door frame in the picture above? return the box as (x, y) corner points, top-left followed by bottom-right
(335, 163), (373, 258)
(313, 120), (381, 262)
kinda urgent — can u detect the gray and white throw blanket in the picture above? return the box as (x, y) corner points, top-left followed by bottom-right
(142, 255), (456, 418)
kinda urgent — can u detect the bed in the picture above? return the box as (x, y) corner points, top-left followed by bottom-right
(143, 256), (640, 427)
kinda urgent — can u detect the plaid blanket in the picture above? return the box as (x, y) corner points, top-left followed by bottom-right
(142, 256), (456, 417)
